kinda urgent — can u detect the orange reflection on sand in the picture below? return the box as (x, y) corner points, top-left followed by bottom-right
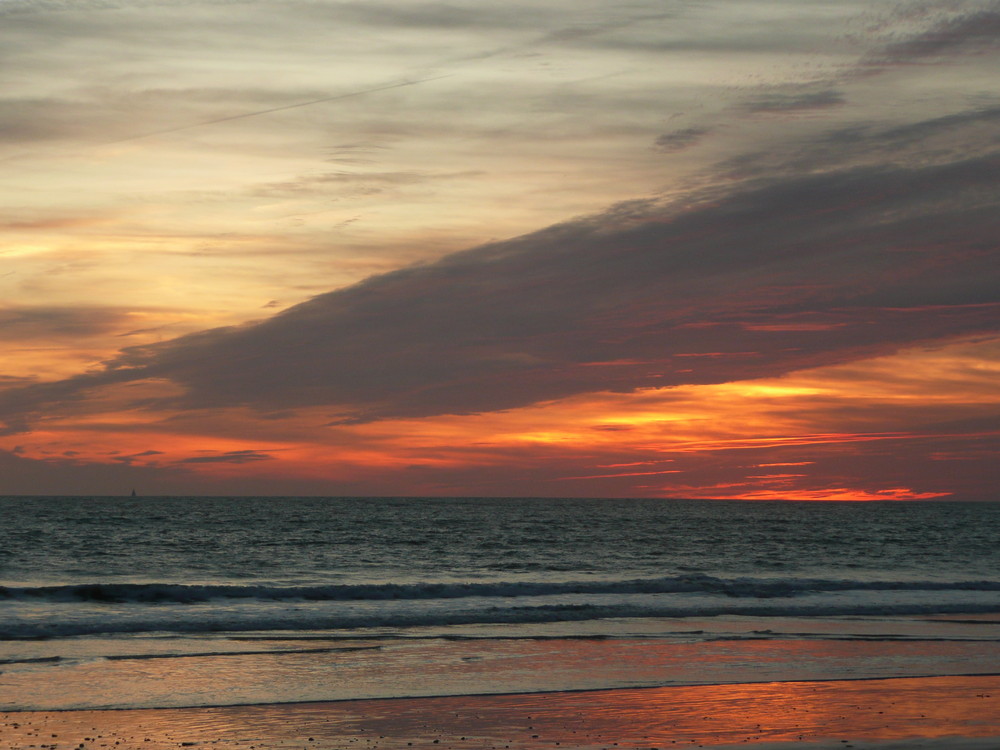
(4, 675), (999, 749)
(282, 674), (1000, 748)
(23, 674), (997, 750)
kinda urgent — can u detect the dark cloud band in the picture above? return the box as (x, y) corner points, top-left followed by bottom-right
(1, 142), (996, 431)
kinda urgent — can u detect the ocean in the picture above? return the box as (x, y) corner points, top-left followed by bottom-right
(2, 496), (999, 711)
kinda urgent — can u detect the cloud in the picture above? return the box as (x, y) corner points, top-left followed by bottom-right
(863, 8), (1000, 68)
(0, 1), (676, 155)
(113, 449), (165, 464)
(0, 0), (259, 16)
(95, 76), (453, 148)
(0, 306), (133, 341)
(654, 127), (712, 153)
(0, 446), (332, 496)
(0, 86), (352, 148)
(0, 80), (452, 154)
(0, 131), (996, 432)
(872, 105), (1000, 151)
(0, 97), (113, 145)
(721, 103), (1000, 180)
(742, 89), (846, 114)
(177, 450), (275, 464)
(306, 1), (554, 32)
(0, 447), (177, 495)
(0, 213), (113, 231)
(254, 170), (478, 198)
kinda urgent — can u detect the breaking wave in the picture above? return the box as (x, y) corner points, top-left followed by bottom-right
(3, 575), (1000, 604)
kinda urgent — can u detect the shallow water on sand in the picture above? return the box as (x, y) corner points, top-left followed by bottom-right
(3, 624), (1000, 710)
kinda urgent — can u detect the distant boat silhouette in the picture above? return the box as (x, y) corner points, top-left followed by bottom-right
(130, 489), (137, 497)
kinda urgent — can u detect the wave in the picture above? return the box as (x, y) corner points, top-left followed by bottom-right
(4, 575), (1000, 605)
(0, 655), (62, 665)
(106, 644), (383, 661)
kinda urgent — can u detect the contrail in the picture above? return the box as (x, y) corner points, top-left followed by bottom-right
(0, 73), (451, 164)
(98, 74), (453, 146)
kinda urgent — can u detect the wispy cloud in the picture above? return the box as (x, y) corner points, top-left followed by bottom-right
(742, 89), (846, 114)
(0, 306), (134, 341)
(177, 450), (275, 464)
(862, 7), (1000, 69)
(654, 127), (713, 153)
(113, 449), (165, 465)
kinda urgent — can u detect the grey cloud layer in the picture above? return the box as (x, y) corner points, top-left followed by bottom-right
(1, 137), (996, 430)
(0, 0), (678, 155)
(3, 0), (990, 160)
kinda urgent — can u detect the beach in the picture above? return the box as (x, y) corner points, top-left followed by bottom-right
(3, 674), (1000, 750)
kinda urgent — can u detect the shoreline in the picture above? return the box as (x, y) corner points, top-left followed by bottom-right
(6, 670), (1000, 714)
(8, 623), (1000, 712)
(4, 673), (999, 749)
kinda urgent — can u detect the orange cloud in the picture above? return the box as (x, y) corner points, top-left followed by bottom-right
(2, 335), (996, 498)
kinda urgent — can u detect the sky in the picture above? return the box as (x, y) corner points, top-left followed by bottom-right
(1, 0), (998, 499)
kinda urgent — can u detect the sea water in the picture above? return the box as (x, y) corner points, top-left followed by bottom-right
(1, 496), (999, 710)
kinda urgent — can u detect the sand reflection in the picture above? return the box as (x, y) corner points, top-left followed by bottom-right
(8, 674), (994, 750)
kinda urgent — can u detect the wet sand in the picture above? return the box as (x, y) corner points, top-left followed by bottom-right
(2, 674), (998, 750)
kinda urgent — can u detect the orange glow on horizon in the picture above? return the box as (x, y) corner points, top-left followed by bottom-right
(1, 336), (996, 497)
(679, 487), (954, 502)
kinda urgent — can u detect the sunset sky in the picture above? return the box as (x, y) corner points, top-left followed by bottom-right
(1, 0), (998, 499)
